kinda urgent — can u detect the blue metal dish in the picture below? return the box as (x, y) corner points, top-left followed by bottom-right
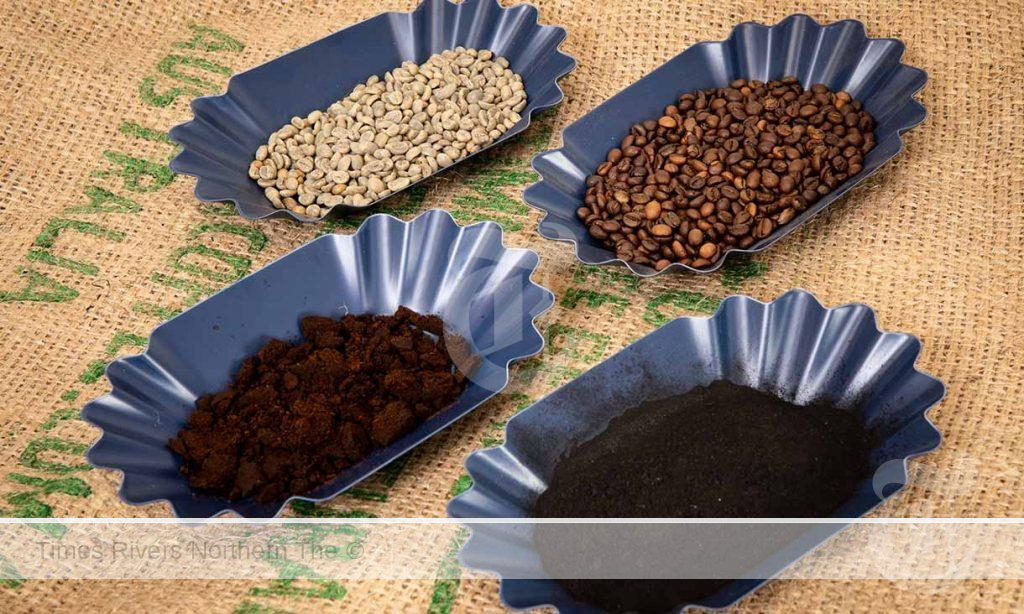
(523, 14), (927, 275)
(168, 0), (575, 222)
(82, 210), (554, 518)
(448, 289), (944, 611)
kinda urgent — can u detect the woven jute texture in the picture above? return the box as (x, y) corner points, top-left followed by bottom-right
(0, 0), (1022, 611)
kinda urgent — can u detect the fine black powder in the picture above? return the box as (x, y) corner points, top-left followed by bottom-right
(532, 380), (871, 612)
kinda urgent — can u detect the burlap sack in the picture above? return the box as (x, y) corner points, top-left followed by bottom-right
(0, 0), (1021, 611)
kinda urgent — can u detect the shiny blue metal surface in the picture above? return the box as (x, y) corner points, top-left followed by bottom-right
(523, 14), (927, 275)
(167, 0), (574, 221)
(82, 210), (554, 518)
(448, 289), (944, 611)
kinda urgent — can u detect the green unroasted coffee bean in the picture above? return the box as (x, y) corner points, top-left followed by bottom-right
(252, 47), (527, 218)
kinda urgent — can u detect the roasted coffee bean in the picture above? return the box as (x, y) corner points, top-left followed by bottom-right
(651, 224), (673, 238)
(623, 211), (643, 228)
(577, 76), (876, 268)
(698, 243), (717, 259)
(728, 223), (750, 236)
(671, 240), (687, 258)
(779, 175), (795, 193)
(645, 201), (662, 220)
(747, 169), (761, 189)
(755, 218), (774, 238)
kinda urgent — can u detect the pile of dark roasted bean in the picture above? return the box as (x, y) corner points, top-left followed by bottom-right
(577, 77), (877, 270)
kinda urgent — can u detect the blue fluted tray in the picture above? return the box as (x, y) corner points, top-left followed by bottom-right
(168, 0), (575, 221)
(449, 289), (943, 611)
(524, 14), (926, 275)
(82, 210), (554, 518)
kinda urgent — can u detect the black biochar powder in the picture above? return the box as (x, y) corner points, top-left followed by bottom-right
(532, 380), (870, 612)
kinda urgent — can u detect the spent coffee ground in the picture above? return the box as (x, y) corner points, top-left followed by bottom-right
(532, 380), (870, 612)
(578, 77), (877, 270)
(169, 307), (470, 503)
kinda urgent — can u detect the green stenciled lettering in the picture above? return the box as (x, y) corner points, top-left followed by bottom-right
(0, 267), (78, 303)
(571, 263), (643, 292)
(79, 331), (147, 383)
(232, 602), (291, 614)
(39, 408), (80, 432)
(507, 391), (533, 413)
(289, 501), (376, 519)
(0, 553), (24, 589)
(513, 356), (582, 387)
(8, 474), (91, 498)
(643, 291), (722, 326)
(248, 579), (347, 601)
(157, 54), (231, 91)
(104, 332), (148, 355)
(198, 202), (238, 217)
(132, 272), (216, 320)
(66, 186), (142, 215)
(25, 249), (97, 276)
(560, 287), (629, 315)
(19, 438), (91, 474)
(481, 396), (531, 447)
(521, 110), (555, 150)
(119, 122), (175, 146)
(450, 171), (534, 231)
(342, 453), (411, 502)
(95, 151), (175, 192)
(119, 122), (180, 160)
(427, 527), (470, 614)
(35, 218), (125, 248)
(139, 76), (202, 108)
(719, 254), (768, 291)
(0, 474), (91, 536)
(341, 488), (387, 502)
(188, 222), (268, 254)
(132, 304), (180, 320)
(449, 474), (472, 498)
(173, 25), (244, 53)
(169, 244), (250, 282)
(79, 361), (107, 384)
(544, 323), (610, 362)
(240, 524), (358, 608)
(30, 218), (124, 276)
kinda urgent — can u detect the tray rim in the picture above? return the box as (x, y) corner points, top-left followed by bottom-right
(448, 288), (945, 612)
(523, 12), (928, 276)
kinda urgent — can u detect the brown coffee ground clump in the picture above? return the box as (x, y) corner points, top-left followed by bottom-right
(168, 306), (470, 503)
